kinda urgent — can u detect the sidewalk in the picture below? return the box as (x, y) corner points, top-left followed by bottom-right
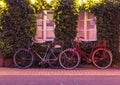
(1, 67), (120, 85)
(0, 67), (120, 76)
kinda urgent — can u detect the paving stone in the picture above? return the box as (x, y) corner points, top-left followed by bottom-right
(0, 67), (120, 76)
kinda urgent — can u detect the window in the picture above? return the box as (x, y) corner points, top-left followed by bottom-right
(77, 11), (97, 41)
(35, 10), (97, 43)
(35, 10), (55, 43)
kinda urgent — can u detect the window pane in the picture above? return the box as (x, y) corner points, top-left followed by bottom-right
(36, 26), (44, 39)
(87, 13), (96, 29)
(87, 21), (95, 29)
(88, 13), (94, 19)
(46, 29), (55, 39)
(77, 11), (97, 41)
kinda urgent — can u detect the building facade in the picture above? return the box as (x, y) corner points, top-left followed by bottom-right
(35, 10), (97, 43)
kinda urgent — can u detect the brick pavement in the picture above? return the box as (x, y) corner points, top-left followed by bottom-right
(0, 67), (120, 76)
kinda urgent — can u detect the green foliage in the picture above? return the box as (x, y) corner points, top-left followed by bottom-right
(91, 0), (120, 63)
(0, 0), (48, 58)
(29, 0), (47, 12)
(78, 41), (95, 54)
(0, 0), (7, 32)
(53, 0), (80, 48)
(0, 0), (37, 57)
(82, 0), (103, 12)
(0, 0), (120, 66)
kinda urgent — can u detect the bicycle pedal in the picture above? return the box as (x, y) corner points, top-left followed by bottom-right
(87, 61), (91, 64)
(39, 62), (43, 65)
(86, 59), (92, 64)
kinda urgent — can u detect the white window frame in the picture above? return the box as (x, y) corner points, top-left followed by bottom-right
(35, 10), (55, 43)
(77, 11), (97, 41)
(35, 10), (97, 43)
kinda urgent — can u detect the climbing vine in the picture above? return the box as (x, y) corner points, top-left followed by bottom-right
(53, 0), (80, 48)
(0, 0), (46, 57)
(0, 0), (120, 65)
(91, 0), (120, 63)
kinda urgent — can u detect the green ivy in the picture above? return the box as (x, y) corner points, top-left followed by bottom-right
(91, 0), (120, 63)
(0, 0), (36, 57)
(53, 0), (80, 48)
(0, 0), (120, 66)
(29, 0), (47, 12)
(0, 0), (47, 58)
(82, 0), (103, 12)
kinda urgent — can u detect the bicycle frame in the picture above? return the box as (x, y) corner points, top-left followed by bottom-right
(14, 37), (62, 69)
(73, 39), (107, 62)
(32, 44), (51, 62)
(59, 37), (112, 69)
(28, 39), (53, 64)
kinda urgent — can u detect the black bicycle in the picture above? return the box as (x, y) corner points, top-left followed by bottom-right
(13, 38), (62, 69)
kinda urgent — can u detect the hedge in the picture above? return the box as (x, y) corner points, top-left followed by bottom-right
(0, 0), (120, 65)
(53, 0), (80, 48)
(0, 0), (36, 57)
(91, 0), (120, 63)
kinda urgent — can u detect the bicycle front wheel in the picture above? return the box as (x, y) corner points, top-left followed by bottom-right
(47, 48), (62, 69)
(92, 48), (112, 69)
(13, 48), (34, 69)
(59, 48), (80, 70)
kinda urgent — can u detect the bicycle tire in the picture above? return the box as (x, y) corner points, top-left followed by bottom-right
(13, 48), (34, 69)
(59, 48), (80, 70)
(92, 48), (112, 69)
(47, 48), (62, 69)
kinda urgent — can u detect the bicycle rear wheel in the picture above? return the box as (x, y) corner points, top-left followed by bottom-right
(92, 48), (112, 69)
(59, 48), (80, 70)
(47, 48), (62, 69)
(13, 48), (34, 69)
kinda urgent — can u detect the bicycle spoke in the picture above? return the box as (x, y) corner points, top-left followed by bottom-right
(13, 49), (33, 68)
(92, 48), (112, 69)
(59, 49), (80, 69)
(48, 48), (62, 69)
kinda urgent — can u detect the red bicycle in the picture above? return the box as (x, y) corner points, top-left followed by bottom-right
(59, 37), (113, 69)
